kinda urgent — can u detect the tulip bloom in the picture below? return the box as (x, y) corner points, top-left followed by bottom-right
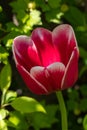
(12, 24), (79, 94)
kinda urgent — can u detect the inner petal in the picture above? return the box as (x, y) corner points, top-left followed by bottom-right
(31, 28), (60, 67)
(30, 66), (52, 92)
(47, 62), (65, 90)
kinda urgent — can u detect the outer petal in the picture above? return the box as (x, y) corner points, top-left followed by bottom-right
(62, 47), (79, 89)
(31, 28), (60, 67)
(52, 24), (78, 65)
(30, 62), (65, 93)
(13, 35), (41, 71)
(17, 64), (48, 94)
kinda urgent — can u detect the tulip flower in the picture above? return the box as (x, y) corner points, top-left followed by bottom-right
(12, 24), (79, 95)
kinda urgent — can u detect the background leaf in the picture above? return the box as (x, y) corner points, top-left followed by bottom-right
(64, 6), (86, 26)
(83, 115), (87, 130)
(0, 63), (12, 92)
(0, 120), (8, 130)
(6, 111), (28, 130)
(48, 0), (61, 8)
(28, 104), (58, 130)
(0, 109), (9, 120)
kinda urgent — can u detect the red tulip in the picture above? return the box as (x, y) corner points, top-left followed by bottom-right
(12, 24), (79, 94)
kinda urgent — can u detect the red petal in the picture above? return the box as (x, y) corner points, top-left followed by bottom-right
(52, 24), (78, 65)
(30, 66), (52, 92)
(17, 64), (48, 94)
(30, 62), (65, 92)
(31, 28), (60, 67)
(47, 62), (65, 90)
(62, 47), (79, 89)
(13, 35), (41, 71)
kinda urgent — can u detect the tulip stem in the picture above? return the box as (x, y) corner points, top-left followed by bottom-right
(56, 91), (68, 130)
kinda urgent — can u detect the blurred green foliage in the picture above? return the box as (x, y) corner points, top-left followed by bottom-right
(0, 0), (87, 130)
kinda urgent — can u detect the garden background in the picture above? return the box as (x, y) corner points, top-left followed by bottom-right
(0, 0), (87, 130)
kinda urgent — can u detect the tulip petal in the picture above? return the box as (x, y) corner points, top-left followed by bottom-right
(62, 47), (79, 89)
(30, 66), (52, 92)
(30, 62), (65, 92)
(13, 35), (41, 71)
(47, 62), (65, 90)
(52, 24), (78, 65)
(31, 28), (60, 66)
(17, 64), (48, 94)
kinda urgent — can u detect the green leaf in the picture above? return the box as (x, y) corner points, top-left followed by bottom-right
(35, 0), (50, 12)
(0, 6), (3, 13)
(5, 91), (17, 104)
(68, 89), (79, 100)
(28, 104), (58, 130)
(0, 46), (9, 64)
(27, 10), (42, 27)
(83, 115), (87, 130)
(0, 109), (9, 120)
(10, 0), (27, 13)
(79, 47), (87, 59)
(0, 63), (12, 92)
(0, 120), (8, 130)
(64, 6), (86, 26)
(45, 9), (63, 23)
(11, 96), (46, 113)
(17, 10), (29, 23)
(79, 65), (87, 78)
(80, 85), (87, 97)
(67, 100), (78, 111)
(48, 0), (61, 8)
(80, 99), (87, 112)
(6, 111), (28, 129)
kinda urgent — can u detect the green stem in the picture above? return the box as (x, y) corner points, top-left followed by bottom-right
(56, 91), (68, 130)
(1, 90), (6, 107)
